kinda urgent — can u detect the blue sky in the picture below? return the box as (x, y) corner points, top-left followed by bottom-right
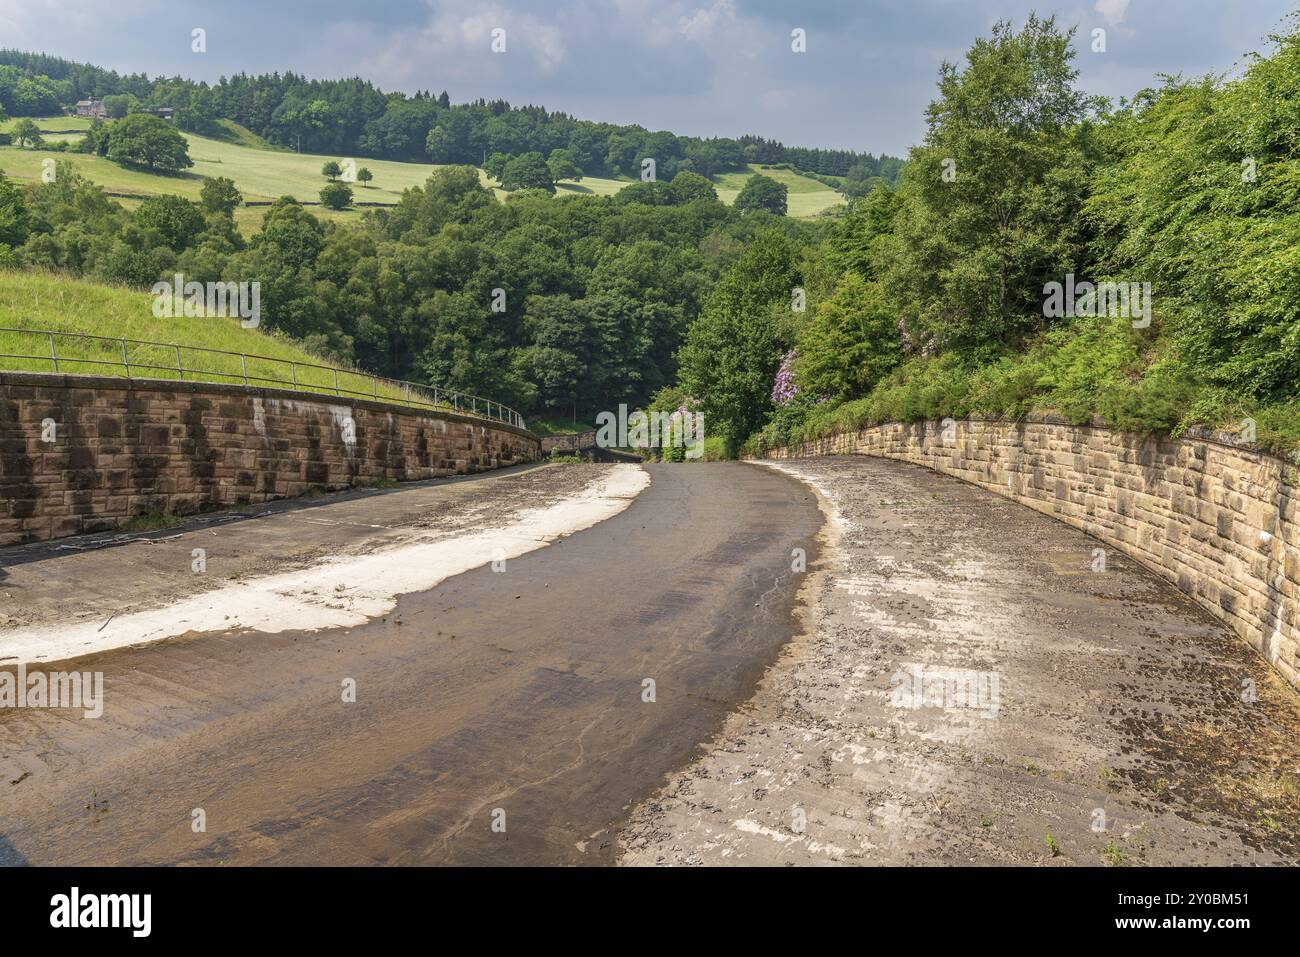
(2, 0), (1295, 155)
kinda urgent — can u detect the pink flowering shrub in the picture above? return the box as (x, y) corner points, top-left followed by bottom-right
(771, 349), (798, 406)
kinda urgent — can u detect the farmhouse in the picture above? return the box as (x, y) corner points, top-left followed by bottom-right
(74, 98), (107, 118)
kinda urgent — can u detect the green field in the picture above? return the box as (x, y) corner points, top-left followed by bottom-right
(554, 174), (633, 198)
(0, 120), (843, 223)
(712, 164), (846, 216)
(0, 270), (508, 416)
(0, 115), (94, 145)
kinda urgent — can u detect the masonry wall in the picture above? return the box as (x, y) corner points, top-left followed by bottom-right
(0, 372), (540, 546)
(763, 418), (1300, 693)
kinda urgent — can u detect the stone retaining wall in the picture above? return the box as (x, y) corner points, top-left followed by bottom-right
(0, 372), (540, 546)
(763, 418), (1300, 692)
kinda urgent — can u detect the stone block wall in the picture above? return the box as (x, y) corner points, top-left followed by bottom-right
(763, 418), (1300, 693)
(0, 372), (540, 546)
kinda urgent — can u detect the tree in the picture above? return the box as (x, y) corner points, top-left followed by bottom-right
(102, 94), (135, 119)
(733, 174), (788, 215)
(794, 272), (901, 401)
(321, 160), (342, 181)
(886, 14), (1102, 353)
(669, 170), (718, 204)
(356, 167), (373, 186)
(825, 184), (899, 280)
(319, 180), (353, 209)
(94, 241), (161, 286)
(524, 294), (592, 411)
(484, 152), (510, 181)
(500, 152), (554, 192)
(358, 98), (439, 161)
(11, 118), (43, 148)
(677, 231), (800, 448)
(134, 194), (206, 251)
(200, 176), (243, 216)
(546, 148), (583, 183)
(0, 171), (31, 247)
(76, 117), (111, 156)
(105, 114), (193, 171)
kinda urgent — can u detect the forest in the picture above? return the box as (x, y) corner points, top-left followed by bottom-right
(0, 157), (824, 422)
(0, 50), (902, 184)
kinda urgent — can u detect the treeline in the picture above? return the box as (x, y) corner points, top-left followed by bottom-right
(737, 135), (904, 180)
(678, 13), (1300, 457)
(0, 50), (903, 183)
(0, 158), (824, 421)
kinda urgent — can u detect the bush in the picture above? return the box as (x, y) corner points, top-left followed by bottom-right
(319, 181), (353, 210)
(733, 174), (788, 215)
(134, 194), (205, 251)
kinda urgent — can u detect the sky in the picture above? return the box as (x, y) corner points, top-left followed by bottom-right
(1, 0), (1295, 156)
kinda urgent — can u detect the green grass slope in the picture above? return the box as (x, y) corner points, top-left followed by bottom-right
(1, 125), (845, 224)
(0, 270), (457, 411)
(711, 164), (845, 216)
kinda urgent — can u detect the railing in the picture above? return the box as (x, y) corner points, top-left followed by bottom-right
(0, 328), (527, 431)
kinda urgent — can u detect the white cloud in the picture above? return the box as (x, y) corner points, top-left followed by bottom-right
(343, 0), (569, 87)
(678, 0), (736, 43)
(1095, 0), (1131, 27)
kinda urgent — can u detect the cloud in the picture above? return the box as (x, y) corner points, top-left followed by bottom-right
(327, 0), (575, 92)
(678, 0), (737, 43)
(3, 0), (1297, 159)
(1095, 0), (1131, 27)
(0, 0), (107, 43)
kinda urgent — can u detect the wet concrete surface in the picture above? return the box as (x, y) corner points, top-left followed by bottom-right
(0, 462), (820, 865)
(620, 456), (1300, 866)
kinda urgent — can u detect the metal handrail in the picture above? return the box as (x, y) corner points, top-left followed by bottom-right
(0, 327), (528, 431)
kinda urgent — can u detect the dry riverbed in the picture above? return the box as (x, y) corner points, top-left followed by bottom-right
(0, 463), (645, 663)
(619, 456), (1300, 867)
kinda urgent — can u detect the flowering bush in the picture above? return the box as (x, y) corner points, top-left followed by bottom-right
(771, 349), (798, 406)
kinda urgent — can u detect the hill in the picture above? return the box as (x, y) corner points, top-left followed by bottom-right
(0, 49), (903, 187)
(712, 165), (845, 217)
(0, 270), (425, 407)
(0, 125), (844, 230)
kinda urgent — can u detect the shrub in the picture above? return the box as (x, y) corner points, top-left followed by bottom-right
(319, 181), (354, 210)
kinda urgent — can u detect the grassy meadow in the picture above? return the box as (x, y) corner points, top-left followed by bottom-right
(712, 164), (845, 216)
(0, 119), (843, 229)
(0, 270), (505, 416)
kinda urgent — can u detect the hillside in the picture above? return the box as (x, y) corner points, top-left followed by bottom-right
(0, 49), (902, 189)
(712, 165), (845, 216)
(0, 270), (427, 407)
(1, 118), (843, 227)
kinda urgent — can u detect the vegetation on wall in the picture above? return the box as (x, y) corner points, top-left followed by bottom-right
(674, 13), (1300, 459)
